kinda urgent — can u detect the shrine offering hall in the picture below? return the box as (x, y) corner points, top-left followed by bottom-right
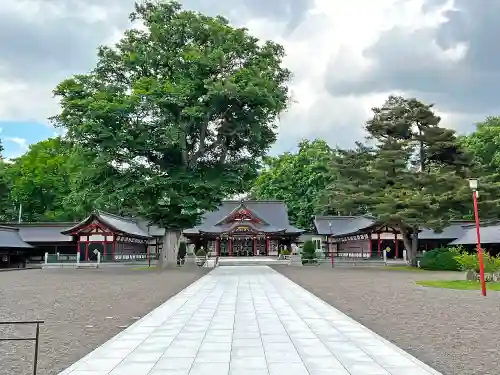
(183, 200), (303, 257)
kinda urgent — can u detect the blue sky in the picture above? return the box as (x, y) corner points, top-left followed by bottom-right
(0, 121), (59, 159)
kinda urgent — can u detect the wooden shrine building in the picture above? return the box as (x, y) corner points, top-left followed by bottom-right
(183, 200), (304, 256)
(0, 226), (33, 268)
(61, 211), (153, 261)
(312, 215), (473, 259)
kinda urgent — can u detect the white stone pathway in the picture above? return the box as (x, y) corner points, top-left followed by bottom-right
(59, 266), (442, 375)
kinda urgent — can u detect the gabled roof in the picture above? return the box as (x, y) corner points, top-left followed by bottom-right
(0, 226), (33, 249)
(184, 200), (304, 235)
(418, 222), (472, 240)
(449, 223), (500, 245)
(314, 215), (474, 240)
(61, 211), (151, 239)
(7, 222), (76, 243)
(215, 201), (268, 225)
(314, 215), (376, 236)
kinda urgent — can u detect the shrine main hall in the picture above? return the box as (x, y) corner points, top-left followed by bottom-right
(183, 200), (304, 256)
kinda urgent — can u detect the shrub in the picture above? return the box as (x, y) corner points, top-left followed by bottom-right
(195, 248), (206, 258)
(419, 247), (461, 271)
(301, 240), (317, 264)
(454, 250), (500, 273)
(177, 241), (187, 260)
(280, 248), (291, 256)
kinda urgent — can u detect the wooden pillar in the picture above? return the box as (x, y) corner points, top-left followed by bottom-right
(229, 237), (233, 256)
(395, 233), (399, 258)
(377, 232), (381, 256)
(265, 236), (269, 255)
(368, 235), (372, 258)
(216, 237), (220, 256)
(253, 237), (257, 256)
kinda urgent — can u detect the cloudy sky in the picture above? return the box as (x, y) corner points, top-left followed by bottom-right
(0, 0), (496, 158)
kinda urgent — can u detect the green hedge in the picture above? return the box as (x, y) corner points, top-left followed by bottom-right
(419, 247), (460, 271)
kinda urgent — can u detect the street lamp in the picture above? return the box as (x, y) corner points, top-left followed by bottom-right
(329, 222), (334, 268)
(468, 178), (486, 297)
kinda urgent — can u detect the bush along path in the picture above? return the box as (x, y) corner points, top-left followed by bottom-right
(417, 246), (500, 290)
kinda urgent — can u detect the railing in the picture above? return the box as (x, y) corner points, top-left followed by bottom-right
(101, 253), (149, 262)
(44, 252), (150, 266)
(46, 254), (78, 263)
(0, 320), (43, 375)
(324, 250), (372, 260)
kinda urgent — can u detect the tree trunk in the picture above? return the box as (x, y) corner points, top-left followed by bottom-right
(159, 230), (181, 268)
(401, 228), (419, 267)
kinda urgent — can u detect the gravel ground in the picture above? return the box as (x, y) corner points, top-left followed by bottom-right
(272, 266), (500, 375)
(0, 266), (209, 375)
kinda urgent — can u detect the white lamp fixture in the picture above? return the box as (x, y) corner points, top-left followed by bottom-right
(468, 179), (478, 191)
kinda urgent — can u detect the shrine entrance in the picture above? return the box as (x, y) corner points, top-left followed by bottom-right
(217, 237), (269, 256)
(232, 237), (253, 256)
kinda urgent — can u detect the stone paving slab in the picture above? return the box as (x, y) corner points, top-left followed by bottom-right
(58, 266), (442, 375)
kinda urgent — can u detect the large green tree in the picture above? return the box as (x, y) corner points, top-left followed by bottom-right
(7, 137), (78, 222)
(458, 116), (500, 218)
(322, 96), (473, 266)
(0, 140), (17, 222)
(250, 139), (336, 230)
(51, 0), (290, 264)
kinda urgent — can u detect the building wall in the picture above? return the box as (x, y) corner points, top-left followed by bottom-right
(337, 240), (371, 258)
(116, 242), (146, 253)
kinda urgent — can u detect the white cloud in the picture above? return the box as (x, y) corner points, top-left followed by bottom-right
(5, 136), (28, 149)
(0, 0), (494, 154)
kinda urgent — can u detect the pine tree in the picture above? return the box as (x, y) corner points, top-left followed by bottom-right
(322, 96), (473, 266)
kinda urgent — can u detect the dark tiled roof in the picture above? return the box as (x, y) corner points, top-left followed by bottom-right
(4, 222), (76, 243)
(136, 219), (165, 237)
(418, 222), (472, 240)
(314, 215), (473, 240)
(184, 200), (304, 235)
(0, 226), (33, 248)
(449, 224), (500, 245)
(314, 216), (376, 236)
(61, 211), (151, 239)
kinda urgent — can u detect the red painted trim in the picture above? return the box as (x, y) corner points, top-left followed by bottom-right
(85, 238), (89, 260)
(394, 233), (399, 258)
(71, 222), (109, 235)
(377, 232), (381, 256)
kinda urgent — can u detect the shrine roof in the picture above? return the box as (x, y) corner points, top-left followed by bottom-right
(314, 215), (476, 240)
(183, 200), (304, 235)
(449, 222), (500, 245)
(60, 211), (152, 239)
(314, 216), (376, 236)
(0, 226), (34, 249)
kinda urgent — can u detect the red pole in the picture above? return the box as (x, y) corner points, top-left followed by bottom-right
(395, 233), (399, 259)
(377, 233), (381, 256)
(472, 190), (487, 296)
(330, 224), (334, 268)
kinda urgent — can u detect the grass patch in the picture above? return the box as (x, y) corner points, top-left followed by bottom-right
(416, 280), (500, 291)
(381, 266), (426, 272)
(131, 266), (158, 271)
